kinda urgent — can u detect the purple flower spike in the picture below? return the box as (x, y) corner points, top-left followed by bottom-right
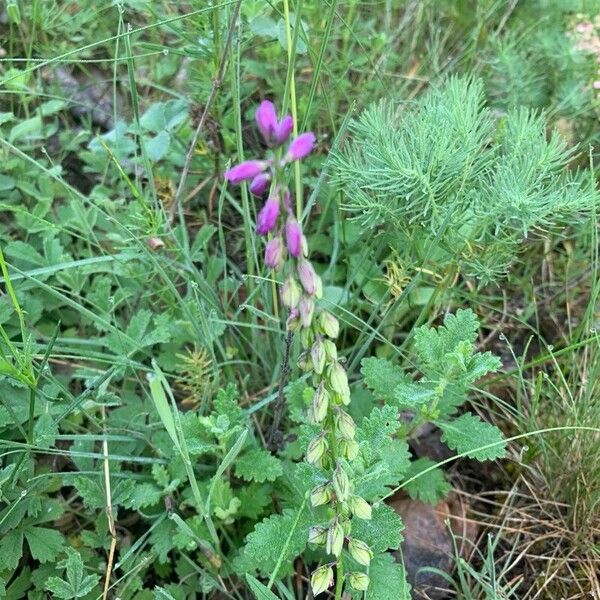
(297, 259), (317, 295)
(286, 132), (316, 161)
(286, 218), (303, 257)
(225, 160), (266, 184)
(274, 115), (294, 145)
(250, 173), (270, 197)
(256, 197), (280, 235)
(265, 236), (286, 270)
(256, 100), (278, 142)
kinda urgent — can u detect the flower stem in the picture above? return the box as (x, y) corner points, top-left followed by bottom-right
(335, 559), (345, 600)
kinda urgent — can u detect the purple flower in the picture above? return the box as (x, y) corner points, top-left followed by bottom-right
(256, 100), (278, 141)
(224, 160), (266, 184)
(264, 236), (286, 270)
(256, 197), (280, 235)
(286, 218), (303, 257)
(297, 259), (317, 295)
(286, 132), (316, 161)
(255, 100), (294, 147)
(274, 115), (294, 145)
(249, 173), (270, 197)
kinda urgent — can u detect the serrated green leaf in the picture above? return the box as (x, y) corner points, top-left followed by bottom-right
(0, 529), (23, 570)
(351, 503), (404, 553)
(394, 381), (436, 409)
(438, 413), (506, 460)
(361, 357), (410, 403)
(365, 553), (411, 600)
(235, 449), (283, 483)
(235, 508), (311, 577)
(24, 526), (64, 562)
(404, 458), (452, 504)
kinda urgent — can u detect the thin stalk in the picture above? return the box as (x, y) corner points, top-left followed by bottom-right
(282, 0), (303, 219)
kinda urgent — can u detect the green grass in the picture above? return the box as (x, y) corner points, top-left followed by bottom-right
(0, 1), (599, 598)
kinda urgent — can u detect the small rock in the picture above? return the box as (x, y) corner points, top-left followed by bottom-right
(390, 493), (477, 599)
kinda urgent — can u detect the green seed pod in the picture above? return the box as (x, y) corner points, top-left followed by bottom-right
(339, 438), (359, 460)
(310, 483), (332, 507)
(326, 519), (345, 557)
(329, 362), (349, 397)
(320, 311), (340, 338)
(311, 383), (329, 423)
(332, 463), (350, 502)
(348, 495), (372, 520)
(348, 538), (373, 566)
(300, 326), (314, 350)
(308, 526), (328, 545)
(347, 572), (370, 591)
(311, 338), (326, 375)
(311, 565), (333, 596)
(297, 350), (312, 372)
(335, 408), (356, 439)
(281, 275), (301, 309)
(306, 433), (328, 466)
(323, 339), (338, 362)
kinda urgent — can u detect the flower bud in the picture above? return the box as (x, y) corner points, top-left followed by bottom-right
(323, 339), (338, 362)
(311, 338), (326, 375)
(147, 237), (165, 251)
(264, 236), (286, 270)
(320, 311), (340, 338)
(256, 197), (280, 235)
(301, 234), (309, 257)
(334, 409), (356, 439)
(224, 160), (267, 184)
(249, 172), (270, 196)
(311, 383), (329, 423)
(348, 495), (372, 520)
(339, 438), (359, 460)
(299, 296), (315, 328)
(332, 462), (350, 502)
(306, 433), (328, 466)
(273, 115), (294, 145)
(297, 260), (317, 295)
(329, 362), (350, 397)
(310, 483), (332, 507)
(286, 132), (316, 161)
(311, 565), (333, 597)
(255, 100), (278, 142)
(347, 572), (370, 591)
(285, 218), (303, 258)
(326, 519), (345, 557)
(308, 526), (328, 545)
(314, 273), (323, 298)
(281, 276), (301, 309)
(348, 538), (373, 566)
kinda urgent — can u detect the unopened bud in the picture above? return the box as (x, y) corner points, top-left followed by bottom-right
(326, 519), (345, 557)
(311, 565), (334, 596)
(311, 383), (329, 423)
(310, 483), (332, 507)
(264, 235), (286, 270)
(314, 273), (323, 298)
(320, 311), (340, 338)
(281, 276), (301, 309)
(301, 234), (309, 257)
(311, 338), (326, 375)
(306, 433), (328, 466)
(335, 409), (356, 439)
(339, 438), (359, 460)
(348, 495), (372, 520)
(147, 237), (165, 251)
(332, 462), (350, 502)
(308, 526), (328, 545)
(299, 296), (315, 328)
(347, 572), (370, 591)
(348, 538), (373, 566)
(297, 260), (318, 295)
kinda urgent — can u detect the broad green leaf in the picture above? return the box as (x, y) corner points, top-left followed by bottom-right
(366, 553), (411, 600)
(361, 357), (410, 403)
(438, 413), (506, 460)
(235, 449), (283, 483)
(403, 458), (452, 504)
(351, 503), (404, 553)
(24, 526), (64, 562)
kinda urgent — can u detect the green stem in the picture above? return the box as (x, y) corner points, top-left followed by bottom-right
(335, 560), (344, 600)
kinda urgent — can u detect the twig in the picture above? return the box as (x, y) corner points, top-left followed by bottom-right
(267, 329), (294, 451)
(169, 0), (243, 223)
